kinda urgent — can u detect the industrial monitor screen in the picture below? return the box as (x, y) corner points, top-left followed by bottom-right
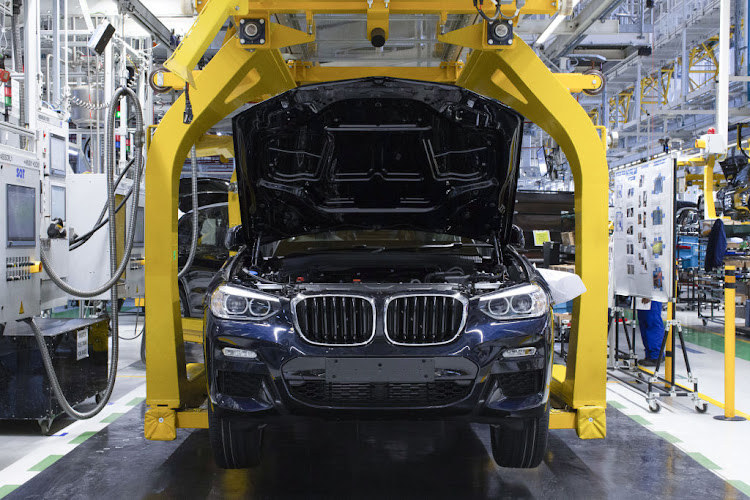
(133, 206), (145, 247)
(7, 184), (36, 247)
(51, 185), (66, 220)
(50, 135), (67, 176)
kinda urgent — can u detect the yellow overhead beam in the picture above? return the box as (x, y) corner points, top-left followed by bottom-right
(288, 61), (465, 84)
(195, 0), (557, 16)
(154, 63), (603, 94)
(174, 0), (560, 87)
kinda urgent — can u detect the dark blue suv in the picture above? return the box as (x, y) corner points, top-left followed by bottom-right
(204, 78), (553, 469)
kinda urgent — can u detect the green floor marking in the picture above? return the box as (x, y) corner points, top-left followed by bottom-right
(69, 431), (97, 445)
(101, 413), (124, 424)
(628, 415), (652, 426)
(607, 401), (626, 409)
(0, 485), (20, 499)
(681, 327), (750, 361)
(688, 452), (720, 470)
(126, 397), (145, 406)
(728, 480), (750, 497)
(29, 454), (63, 472)
(654, 431), (682, 443)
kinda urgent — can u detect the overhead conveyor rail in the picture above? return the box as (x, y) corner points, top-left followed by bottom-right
(143, 0), (609, 441)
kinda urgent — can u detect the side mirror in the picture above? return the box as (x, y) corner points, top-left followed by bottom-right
(509, 225), (525, 248)
(224, 225), (245, 251)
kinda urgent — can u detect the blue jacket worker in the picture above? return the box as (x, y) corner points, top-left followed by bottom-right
(637, 298), (664, 366)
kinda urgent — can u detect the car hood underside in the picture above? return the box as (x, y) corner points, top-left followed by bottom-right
(232, 77), (524, 245)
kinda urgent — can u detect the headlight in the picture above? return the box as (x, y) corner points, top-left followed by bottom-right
(478, 284), (548, 320)
(210, 284), (280, 321)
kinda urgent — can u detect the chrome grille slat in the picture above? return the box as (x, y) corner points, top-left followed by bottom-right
(386, 294), (466, 345)
(294, 295), (375, 346)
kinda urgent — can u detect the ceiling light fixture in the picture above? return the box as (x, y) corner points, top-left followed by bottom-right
(533, 0), (581, 47)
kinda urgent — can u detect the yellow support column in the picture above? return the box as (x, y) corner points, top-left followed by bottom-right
(715, 266), (746, 421)
(458, 36), (609, 438)
(704, 156), (718, 219)
(144, 39), (296, 439)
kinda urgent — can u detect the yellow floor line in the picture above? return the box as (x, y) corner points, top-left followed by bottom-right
(637, 367), (750, 419)
(695, 393), (750, 420)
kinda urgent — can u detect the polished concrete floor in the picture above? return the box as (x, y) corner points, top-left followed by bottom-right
(5, 405), (745, 500)
(2, 311), (750, 499)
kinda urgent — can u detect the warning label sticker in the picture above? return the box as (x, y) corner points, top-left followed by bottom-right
(76, 329), (89, 361)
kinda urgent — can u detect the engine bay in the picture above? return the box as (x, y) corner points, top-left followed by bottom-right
(232, 248), (530, 297)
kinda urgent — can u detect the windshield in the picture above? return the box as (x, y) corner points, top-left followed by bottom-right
(261, 230), (493, 258)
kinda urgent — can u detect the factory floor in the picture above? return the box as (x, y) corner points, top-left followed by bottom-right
(1, 310), (750, 499)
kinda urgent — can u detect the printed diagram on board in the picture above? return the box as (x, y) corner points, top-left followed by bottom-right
(611, 157), (675, 301)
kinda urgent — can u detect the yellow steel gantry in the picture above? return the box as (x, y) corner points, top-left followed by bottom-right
(143, 0), (609, 441)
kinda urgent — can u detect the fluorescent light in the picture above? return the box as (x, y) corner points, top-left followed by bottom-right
(534, 14), (565, 46)
(534, 0), (582, 47)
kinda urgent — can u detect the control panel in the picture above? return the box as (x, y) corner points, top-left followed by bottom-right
(37, 109), (70, 309)
(0, 146), (42, 322)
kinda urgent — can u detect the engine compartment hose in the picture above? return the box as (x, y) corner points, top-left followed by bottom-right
(33, 85), (144, 420)
(40, 85), (144, 298)
(178, 145), (199, 279)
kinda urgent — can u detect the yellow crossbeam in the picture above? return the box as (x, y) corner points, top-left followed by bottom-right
(195, 0), (557, 16)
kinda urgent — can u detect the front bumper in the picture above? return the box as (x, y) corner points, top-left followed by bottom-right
(205, 308), (552, 422)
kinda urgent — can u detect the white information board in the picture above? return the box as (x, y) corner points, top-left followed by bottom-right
(612, 157), (675, 301)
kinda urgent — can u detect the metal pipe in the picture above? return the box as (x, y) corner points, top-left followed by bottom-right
(11, 0), (24, 136)
(681, 27), (688, 100)
(635, 60), (642, 125)
(52, 0), (61, 105)
(716, 0), (729, 140)
(23, 0), (40, 143)
(63, 0), (68, 108)
(45, 54), (51, 104)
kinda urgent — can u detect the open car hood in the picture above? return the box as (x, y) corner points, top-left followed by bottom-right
(232, 78), (523, 245)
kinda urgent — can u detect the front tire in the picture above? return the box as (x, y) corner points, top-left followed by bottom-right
(208, 405), (263, 469)
(490, 408), (549, 468)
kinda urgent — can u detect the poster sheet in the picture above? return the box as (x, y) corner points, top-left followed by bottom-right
(612, 156), (675, 301)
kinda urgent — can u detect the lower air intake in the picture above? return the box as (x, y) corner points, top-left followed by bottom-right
(288, 381), (471, 408)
